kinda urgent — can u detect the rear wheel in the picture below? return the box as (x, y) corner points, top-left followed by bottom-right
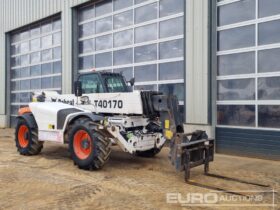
(15, 118), (43, 155)
(68, 118), (111, 170)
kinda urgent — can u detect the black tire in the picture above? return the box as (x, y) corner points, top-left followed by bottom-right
(136, 147), (162, 158)
(15, 117), (43, 155)
(68, 118), (111, 170)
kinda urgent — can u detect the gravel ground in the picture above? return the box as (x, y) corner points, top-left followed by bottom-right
(0, 128), (279, 210)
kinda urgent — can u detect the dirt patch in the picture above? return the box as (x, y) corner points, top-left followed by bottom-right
(0, 128), (279, 210)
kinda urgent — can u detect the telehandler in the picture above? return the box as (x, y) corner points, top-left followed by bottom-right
(15, 71), (214, 181)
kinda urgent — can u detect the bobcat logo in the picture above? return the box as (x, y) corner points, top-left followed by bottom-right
(51, 97), (74, 105)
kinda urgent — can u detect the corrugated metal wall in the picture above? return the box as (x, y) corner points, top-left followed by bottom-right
(216, 127), (280, 160)
(184, 0), (211, 136)
(0, 0), (89, 126)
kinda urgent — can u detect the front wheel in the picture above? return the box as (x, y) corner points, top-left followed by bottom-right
(68, 118), (111, 170)
(15, 117), (43, 155)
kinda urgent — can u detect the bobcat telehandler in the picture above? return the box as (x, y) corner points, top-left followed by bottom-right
(15, 71), (214, 181)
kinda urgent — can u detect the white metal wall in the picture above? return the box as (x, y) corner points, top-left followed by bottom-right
(186, 0), (210, 125)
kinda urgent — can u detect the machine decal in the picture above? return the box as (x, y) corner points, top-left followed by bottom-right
(93, 100), (123, 109)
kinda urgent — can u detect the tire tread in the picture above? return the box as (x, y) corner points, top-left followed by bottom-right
(69, 117), (111, 170)
(15, 118), (43, 156)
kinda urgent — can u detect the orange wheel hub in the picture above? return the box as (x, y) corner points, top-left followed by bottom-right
(18, 125), (29, 148)
(73, 130), (92, 160)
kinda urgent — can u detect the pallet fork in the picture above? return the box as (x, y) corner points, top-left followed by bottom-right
(152, 94), (215, 181)
(169, 131), (214, 181)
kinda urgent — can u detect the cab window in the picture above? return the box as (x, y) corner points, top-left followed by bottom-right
(79, 74), (104, 93)
(104, 76), (127, 93)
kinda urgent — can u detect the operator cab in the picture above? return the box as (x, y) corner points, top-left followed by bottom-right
(74, 72), (135, 96)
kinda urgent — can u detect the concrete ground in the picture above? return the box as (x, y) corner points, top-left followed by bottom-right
(0, 128), (279, 210)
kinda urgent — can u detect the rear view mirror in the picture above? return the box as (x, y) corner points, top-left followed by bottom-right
(74, 81), (82, 97)
(129, 78), (135, 87)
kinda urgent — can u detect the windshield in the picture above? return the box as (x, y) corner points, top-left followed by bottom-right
(79, 74), (104, 94)
(103, 75), (127, 93)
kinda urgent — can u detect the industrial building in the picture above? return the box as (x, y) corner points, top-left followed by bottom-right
(0, 0), (279, 160)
